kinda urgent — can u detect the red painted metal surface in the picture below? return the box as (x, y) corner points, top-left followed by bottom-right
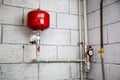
(27, 9), (50, 30)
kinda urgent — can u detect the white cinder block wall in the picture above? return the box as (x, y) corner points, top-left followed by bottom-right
(87, 0), (120, 80)
(2, 0), (119, 80)
(0, 0), (81, 80)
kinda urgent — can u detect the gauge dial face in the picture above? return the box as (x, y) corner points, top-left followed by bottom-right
(89, 50), (93, 56)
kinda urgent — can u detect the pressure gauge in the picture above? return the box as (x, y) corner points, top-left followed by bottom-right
(87, 50), (94, 57)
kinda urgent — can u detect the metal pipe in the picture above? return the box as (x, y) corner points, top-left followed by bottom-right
(78, 0), (83, 80)
(100, 0), (104, 49)
(83, 0), (88, 52)
(32, 59), (85, 63)
(83, 0), (90, 71)
(36, 31), (41, 61)
(100, 0), (105, 80)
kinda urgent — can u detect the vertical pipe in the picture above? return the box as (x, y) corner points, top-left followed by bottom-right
(36, 31), (41, 61)
(78, 0), (83, 80)
(83, 0), (88, 52)
(100, 0), (104, 48)
(100, 0), (105, 80)
(83, 0), (90, 71)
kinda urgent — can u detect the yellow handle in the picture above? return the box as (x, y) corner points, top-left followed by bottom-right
(98, 48), (104, 58)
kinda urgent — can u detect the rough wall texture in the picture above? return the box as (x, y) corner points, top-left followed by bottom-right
(87, 0), (120, 80)
(1, 0), (119, 80)
(0, 0), (81, 80)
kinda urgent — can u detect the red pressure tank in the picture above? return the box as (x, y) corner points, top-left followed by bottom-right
(27, 9), (50, 30)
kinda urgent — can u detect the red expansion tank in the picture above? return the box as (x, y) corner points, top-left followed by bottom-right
(27, 9), (50, 30)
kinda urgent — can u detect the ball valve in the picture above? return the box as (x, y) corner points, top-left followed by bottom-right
(27, 9), (50, 61)
(87, 45), (94, 62)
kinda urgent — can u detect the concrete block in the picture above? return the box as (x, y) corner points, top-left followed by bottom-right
(70, 0), (78, 15)
(87, 63), (109, 80)
(87, 12), (95, 29)
(24, 45), (57, 62)
(0, 44), (23, 63)
(108, 22), (120, 43)
(71, 31), (84, 46)
(88, 11), (99, 29)
(58, 46), (79, 59)
(23, 44), (36, 62)
(103, 2), (120, 25)
(71, 63), (80, 78)
(3, 25), (32, 44)
(40, 28), (70, 45)
(24, 9), (56, 28)
(57, 13), (78, 30)
(40, 0), (69, 13)
(0, 64), (38, 80)
(105, 64), (110, 80)
(105, 43), (120, 64)
(94, 10), (100, 27)
(103, 0), (119, 7)
(71, 30), (79, 45)
(0, 5), (22, 25)
(87, 63), (102, 80)
(48, 12), (56, 27)
(87, 0), (118, 13)
(39, 63), (70, 80)
(40, 45), (57, 59)
(88, 10), (100, 29)
(91, 45), (101, 63)
(3, 0), (39, 8)
(87, 0), (100, 13)
(109, 64), (120, 80)
(70, 0), (83, 15)
(88, 27), (107, 45)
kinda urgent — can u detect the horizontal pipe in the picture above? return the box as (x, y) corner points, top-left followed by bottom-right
(31, 59), (85, 63)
